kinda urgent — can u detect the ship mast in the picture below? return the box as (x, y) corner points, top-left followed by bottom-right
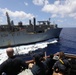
(6, 12), (13, 31)
(6, 12), (11, 26)
(33, 17), (36, 33)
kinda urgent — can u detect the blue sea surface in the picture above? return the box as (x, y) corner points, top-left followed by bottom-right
(46, 28), (76, 55)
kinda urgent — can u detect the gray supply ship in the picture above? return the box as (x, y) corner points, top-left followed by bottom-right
(0, 12), (62, 48)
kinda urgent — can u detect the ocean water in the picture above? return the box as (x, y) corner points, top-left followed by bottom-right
(0, 28), (76, 64)
(46, 28), (76, 55)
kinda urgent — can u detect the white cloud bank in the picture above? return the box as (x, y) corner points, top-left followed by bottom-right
(33, 0), (49, 6)
(0, 8), (34, 19)
(42, 0), (76, 18)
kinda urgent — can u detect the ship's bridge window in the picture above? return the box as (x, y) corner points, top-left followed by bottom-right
(38, 21), (50, 25)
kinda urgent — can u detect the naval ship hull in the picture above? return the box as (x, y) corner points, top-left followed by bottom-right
(0, 28), (62, 48)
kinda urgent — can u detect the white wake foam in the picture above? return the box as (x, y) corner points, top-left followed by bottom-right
(0, 38), (58, 64)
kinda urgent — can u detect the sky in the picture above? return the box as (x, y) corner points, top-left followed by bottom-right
(0, 0), (76, 27)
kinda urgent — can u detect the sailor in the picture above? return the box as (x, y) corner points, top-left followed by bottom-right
(31, 53), (47, 75)
(0, 47), (28, 75)
(52, 52), (71, 75)
(18, 52), (46, 75)
(43, 54), (56, 75)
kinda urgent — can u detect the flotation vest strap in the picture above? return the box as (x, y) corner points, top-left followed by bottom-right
(59, 59), (64, 65)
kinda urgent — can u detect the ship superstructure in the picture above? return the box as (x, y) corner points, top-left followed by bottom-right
(0, 12), (62, 48)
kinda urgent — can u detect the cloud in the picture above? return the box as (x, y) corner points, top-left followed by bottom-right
(24, 2), (28, 6)
(33, 0), (49, 6)
(51, 14), (57, 18)
(57, 20), (63, 23)
(42, 0), (76, 18)
(0, 8), (34, 19)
